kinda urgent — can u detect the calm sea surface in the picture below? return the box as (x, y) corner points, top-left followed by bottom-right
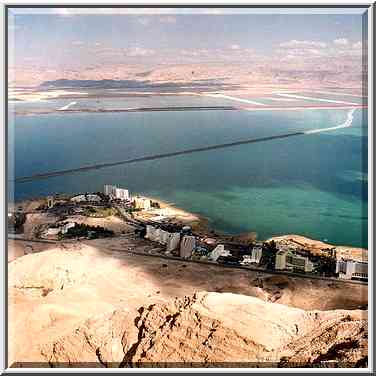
(8, 98), (368, 248)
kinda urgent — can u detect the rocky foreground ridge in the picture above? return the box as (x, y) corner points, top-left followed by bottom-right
(9, 244), (367, 368)
(16, 292), (367, 368)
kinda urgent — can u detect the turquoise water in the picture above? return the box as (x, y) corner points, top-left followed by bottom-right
(8, 105), (368, 248)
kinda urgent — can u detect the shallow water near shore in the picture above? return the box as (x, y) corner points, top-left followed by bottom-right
(8, 103), (368, 248)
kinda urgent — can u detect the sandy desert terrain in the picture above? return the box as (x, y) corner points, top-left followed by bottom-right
(8, 240), (368, 367)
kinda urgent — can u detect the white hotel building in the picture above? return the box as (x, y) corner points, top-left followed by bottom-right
(104, 185), (130, 201)
(275, 250), (314, 273)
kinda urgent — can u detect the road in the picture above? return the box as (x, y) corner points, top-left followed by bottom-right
(13, 108), (358, 184)
(7, 236), (366, 286)
(14, 130), (305, 183)
(8, 235), (368, 285)
(107, 246), (367, 286)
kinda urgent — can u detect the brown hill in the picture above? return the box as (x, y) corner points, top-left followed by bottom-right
(8, 242), (368, 368)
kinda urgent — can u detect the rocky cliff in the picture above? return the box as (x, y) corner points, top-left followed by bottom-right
(8, 243), (367, 368)
(33, 292), (367, 368)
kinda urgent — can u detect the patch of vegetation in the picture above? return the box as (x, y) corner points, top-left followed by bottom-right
(124, 207), (142, 213)
(151, 201), (160, 209)
(314, 255), (337, 277)
(58, 223), (114, 240)
(260, 240), (278, 270)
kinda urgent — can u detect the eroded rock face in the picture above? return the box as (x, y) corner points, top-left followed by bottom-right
(8, 246), (367, 368)
(35, 292), (367, 368)
(39, 310), (139, 368)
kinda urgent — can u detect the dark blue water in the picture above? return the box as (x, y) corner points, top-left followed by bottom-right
(8, 105), (368, 248)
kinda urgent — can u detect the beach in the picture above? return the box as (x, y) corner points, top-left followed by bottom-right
(11, 195), (368, 262)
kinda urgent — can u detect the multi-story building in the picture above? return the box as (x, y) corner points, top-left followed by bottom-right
(209, 244), (231, 262)
(275, 250), (314, 273)
(104, 185), (117, 197)
(180, 235), (196, 259)
(250, 246), (263, 264)
(133, 196), (151, 210)
(47, 196), (55, 209)
(166, 233), (181, 252)
(336, 259), (368, 281)
(115, 188), (130, 201)
(104, 185), (130, 201)
(145, 225), (158, 242)
(145, 225), (181, 252)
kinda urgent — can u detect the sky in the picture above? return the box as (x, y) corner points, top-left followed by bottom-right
(8, 7), (367, 72)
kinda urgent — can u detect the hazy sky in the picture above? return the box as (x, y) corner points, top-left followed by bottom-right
(8, 7), (367, 70)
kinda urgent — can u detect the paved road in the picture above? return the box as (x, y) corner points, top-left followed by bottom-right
(8, 235), (367, 286)
(14, 130), (305, 183)
(108, 247), (368, 286)
(7, 235), (59, 244)
(12, 108), (359, 184)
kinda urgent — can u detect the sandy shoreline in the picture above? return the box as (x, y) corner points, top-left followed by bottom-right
(114, 196), (368, 261)
(12, 195), (367, 261)
(269, 234), (368, 262)
(139, 196), (368, 261)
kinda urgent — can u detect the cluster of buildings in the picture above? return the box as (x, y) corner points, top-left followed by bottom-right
(273, 242), (368, 281)
(44, 187), (368, 283)
(241, 246), (263, 265)
(143, 223), (267, 266)
(145, 225), (181, 252)
(71, 194), (102, 203)
(145, 224), (199, 257)
(142, 225), (369, 281)
(104, 184), (152, 210)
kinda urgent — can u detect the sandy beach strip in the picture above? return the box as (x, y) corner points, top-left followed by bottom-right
(269, 234), (367, 262)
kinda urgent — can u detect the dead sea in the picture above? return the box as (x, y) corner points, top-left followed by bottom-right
(8, 96), (368, 248)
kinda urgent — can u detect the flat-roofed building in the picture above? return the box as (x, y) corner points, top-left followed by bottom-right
(46, 227), (60, 236)
(145, 225), (181, 252)
(115, 188), (130, 201)
(336, 259), (368, 280)
(61, 222), (76, 234)
(275, 250), (313, 273)
(250, 246), (263, 264)
(133, 196), (151, 210)
(209, 244), (231, 262)
(180, 235), (196, 259)
(159, 230), (170, 245)
(166, 233), (181, 252)
(104, 185), (117, 197)
(105, 185), (130, 201)
(145, 225), (157, 241)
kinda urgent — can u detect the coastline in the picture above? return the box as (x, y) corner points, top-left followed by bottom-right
(11, 194), (368, 261)
(12, 104), (366, 117)
(140, 196), (368, 261)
